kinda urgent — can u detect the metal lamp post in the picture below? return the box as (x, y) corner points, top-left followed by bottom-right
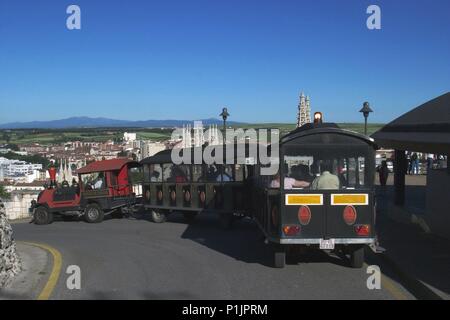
(219, 107), (229, 145)
(359, 102), (373, 136)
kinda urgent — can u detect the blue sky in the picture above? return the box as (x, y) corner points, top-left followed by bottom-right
(0, 0), (449, 124)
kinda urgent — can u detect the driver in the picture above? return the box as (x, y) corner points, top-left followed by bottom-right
(93, 172), (105, 189)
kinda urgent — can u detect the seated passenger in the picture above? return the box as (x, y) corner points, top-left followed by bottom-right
(206, 165), (218, 182)
(270, 173), (310, 189)
(310, 162), (340, 190)
(94, 173), (105, 189)
(150, 170), (160, 182)
(292, 164), (313, 183)
(174, 167), (187, 183)
(216, 173), (233, 182)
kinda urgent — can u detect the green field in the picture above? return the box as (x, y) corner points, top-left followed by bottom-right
(0, 128), (172, 145)
(234, 123), (383, 136)
(0, 123), (383, 145)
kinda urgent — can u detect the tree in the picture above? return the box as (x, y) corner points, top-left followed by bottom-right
(6, 144), (19, 151)
(0, 185), (10, 200)
(2, 132), (11, 144)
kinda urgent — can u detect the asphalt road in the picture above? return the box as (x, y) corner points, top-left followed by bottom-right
(10, 213), (414, 300)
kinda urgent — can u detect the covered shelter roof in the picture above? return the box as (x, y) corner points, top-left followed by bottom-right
(77, 158), (138, 174)
(371, 92), (450, 154)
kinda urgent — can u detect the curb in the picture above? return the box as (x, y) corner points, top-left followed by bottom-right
(0, 242), (48, 300)
(22, 242), (62, 300)
(367, 249), (443, 300)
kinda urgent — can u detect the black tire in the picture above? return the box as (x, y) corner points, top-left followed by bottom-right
(349, 246), (365, 268)
(111, 208), (124, 219)
(183, 212), (197, 223)
(274, 245), (286, 268)
(84, 203), (104, 223)
(219, 212), (234, 229)
(34, 206), (53, 225)
(151, 210), (167, 223)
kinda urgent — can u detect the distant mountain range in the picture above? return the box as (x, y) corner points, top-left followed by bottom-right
(0, 117), (243, 129)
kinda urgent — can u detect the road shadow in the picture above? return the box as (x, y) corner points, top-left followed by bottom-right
(374, 185), (450, 299)
(177, 213), (356, 269)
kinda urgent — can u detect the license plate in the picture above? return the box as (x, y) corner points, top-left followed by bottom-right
(320, 239), (335, 250)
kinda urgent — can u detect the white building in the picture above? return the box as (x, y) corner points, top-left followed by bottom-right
(141, 141), (166, 158)
(179, 122), (221, 149)
(123, 132), (137, 142)
(0, 157), (43, 179)
(2, 182), (44, 220)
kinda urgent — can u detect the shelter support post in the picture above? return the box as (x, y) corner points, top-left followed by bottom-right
(394, 149), (406, 206)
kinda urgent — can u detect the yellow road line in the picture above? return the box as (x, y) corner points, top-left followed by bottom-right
(381, 273), (409, 300)
(21, 242), (62, 300)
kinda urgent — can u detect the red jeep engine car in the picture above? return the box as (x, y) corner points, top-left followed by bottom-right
(30, 158), (141, 224)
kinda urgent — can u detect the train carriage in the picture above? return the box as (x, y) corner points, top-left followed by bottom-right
(140, 145), (254, 227)
(251, 120), (378, 268)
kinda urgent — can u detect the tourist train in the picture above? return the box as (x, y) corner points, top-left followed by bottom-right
(31, 113), (378, 268)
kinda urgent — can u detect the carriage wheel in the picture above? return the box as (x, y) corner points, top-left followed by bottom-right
(151, 210), (167, 223)
(34, 206), (53, 225)
(349, 246), (365, 268)
(84, 203), (104, 223)
(273, 244), (286, 268)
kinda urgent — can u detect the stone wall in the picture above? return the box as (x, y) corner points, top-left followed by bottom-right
(3, 191), (40, 220)
(0, 198), (22, 287)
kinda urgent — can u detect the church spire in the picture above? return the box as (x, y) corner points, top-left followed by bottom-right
(297, 92), (312, 127)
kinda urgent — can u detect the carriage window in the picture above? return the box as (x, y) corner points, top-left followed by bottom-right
(358, 157), (365, 186)
(283, 147), (371, 190)
(129, 167), (143, 184)
(163, 163), (174, 182)
(149, 164), (162, 182)
(221, 165), (234, 182)
(172, 165), (190, 183)
(81, 172), (106, 190)
(205, 165), (219, 182)
(192, 165), (203, 182)
(235, 164), (244, 182)
(143, 164), (150, 182)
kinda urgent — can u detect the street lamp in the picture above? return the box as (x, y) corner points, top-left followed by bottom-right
(219, 107), (229, 145)
(359, 102), (373, 136)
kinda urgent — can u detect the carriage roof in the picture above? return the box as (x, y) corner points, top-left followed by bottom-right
(280, 123), (378, 148)
(140, 143), (264, 165)
(77, 158), (140, 174)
